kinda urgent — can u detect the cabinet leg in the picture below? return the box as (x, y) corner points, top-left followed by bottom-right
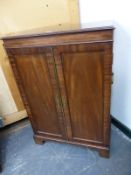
(33, 135), (45, 145)
(99, 149), (110, 158)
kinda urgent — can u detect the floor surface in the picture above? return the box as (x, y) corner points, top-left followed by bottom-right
(0, 120), (131, 175)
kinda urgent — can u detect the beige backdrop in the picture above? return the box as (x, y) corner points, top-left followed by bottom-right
(0, 0), (79, 126)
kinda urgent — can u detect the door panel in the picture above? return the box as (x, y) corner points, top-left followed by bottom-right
(54, 44), (107, 143)
(13, 47), (66, 139)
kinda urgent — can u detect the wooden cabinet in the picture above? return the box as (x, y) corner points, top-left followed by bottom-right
(2, 26), (114, 157)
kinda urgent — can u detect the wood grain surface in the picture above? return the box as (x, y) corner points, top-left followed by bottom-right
(3, 27), (114, 157)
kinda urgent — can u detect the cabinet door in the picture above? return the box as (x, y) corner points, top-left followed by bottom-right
(9, 47), (66, 140)
(54, 43), (112, 145)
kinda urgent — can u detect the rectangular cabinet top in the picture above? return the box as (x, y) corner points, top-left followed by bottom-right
(2, 23), (114, 40)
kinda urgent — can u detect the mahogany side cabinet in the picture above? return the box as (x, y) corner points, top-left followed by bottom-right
(2, 26), (114, 158)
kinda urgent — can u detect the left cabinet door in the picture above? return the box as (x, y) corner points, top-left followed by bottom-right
(8, 47), (67, 140)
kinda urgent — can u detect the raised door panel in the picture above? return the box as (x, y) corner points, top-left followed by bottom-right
(54, 43), (112, 145)
(8, 47), (66, 140)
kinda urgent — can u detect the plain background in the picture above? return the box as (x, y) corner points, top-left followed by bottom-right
(79, 0), (131, 130)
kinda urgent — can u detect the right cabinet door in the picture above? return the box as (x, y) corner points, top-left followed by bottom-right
(54, 43), (113, 145)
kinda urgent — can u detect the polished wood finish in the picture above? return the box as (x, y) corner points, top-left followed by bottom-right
(3, 26), (114, 158)
(13, 48), (66, 140)
(55, 44), (105, 143)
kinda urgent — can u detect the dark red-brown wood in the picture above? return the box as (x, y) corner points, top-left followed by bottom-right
(3, 26), (114, 158)
(9, 47), (67, 140)
(54, 44), (105, 143)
